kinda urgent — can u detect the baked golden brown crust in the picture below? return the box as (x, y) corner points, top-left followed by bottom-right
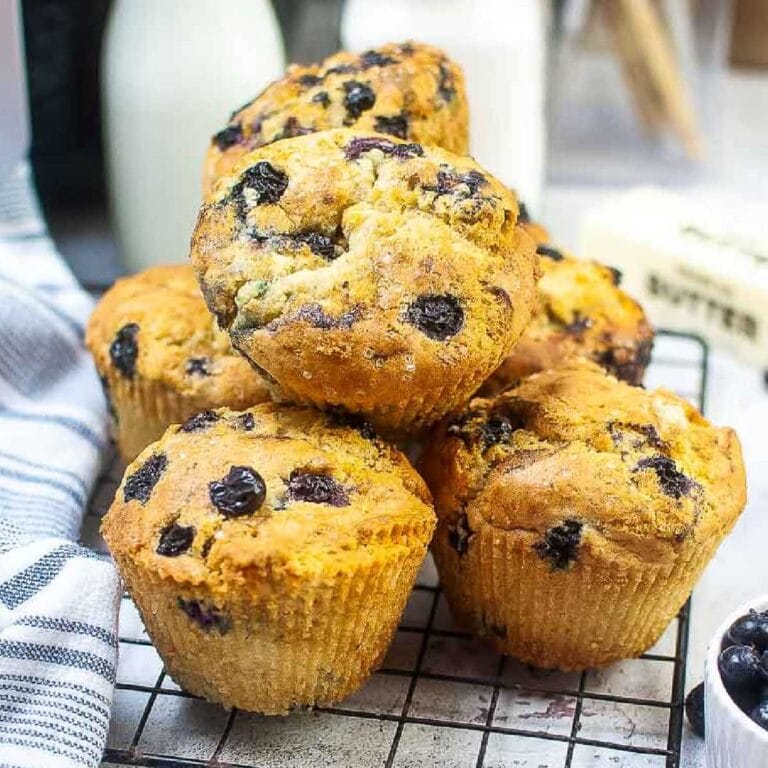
(420, 360), (746, 669)
(481, 249), (654, 394)
(191, 128), (539, 434)
(85, 265), (271, 461)
(203, 41), (469, 195)
(102, 403), (435, 713)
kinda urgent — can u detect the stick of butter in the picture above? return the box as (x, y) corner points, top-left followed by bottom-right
(580, 187), (767, 368)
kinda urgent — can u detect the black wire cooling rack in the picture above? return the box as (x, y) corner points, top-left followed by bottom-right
(90, 329), (709, 768)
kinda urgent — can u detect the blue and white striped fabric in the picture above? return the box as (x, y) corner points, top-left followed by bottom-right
(0, 164), (119, 768)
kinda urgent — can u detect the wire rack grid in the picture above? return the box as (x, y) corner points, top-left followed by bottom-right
(86, 329), (708, 768)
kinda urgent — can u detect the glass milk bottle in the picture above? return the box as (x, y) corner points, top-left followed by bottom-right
(102, 0), (285, 272)
(342, 0), (547, 214)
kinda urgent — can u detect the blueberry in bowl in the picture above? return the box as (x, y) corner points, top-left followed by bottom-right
(705, 598), (768, 767)
(718, 644), (764, 694)
(685, 681), (705, 738)
(724, 610), (768, 654)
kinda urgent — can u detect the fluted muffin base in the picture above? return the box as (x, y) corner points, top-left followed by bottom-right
(432, 521), (733, 670)
(118, 538), (428, 713)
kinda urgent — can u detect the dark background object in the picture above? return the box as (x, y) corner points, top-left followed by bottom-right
(22, 0), (111, 210)
(21, 0), (115, 285)
(21, 0), (343, 218)
(273, 0), (343, 64)
(19, 0), (342, 284)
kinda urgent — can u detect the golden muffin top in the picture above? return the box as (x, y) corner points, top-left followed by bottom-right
(482, 248), (654, 393)
(85, 264), (271, 405)
(102, 403), (435, 593)
(203, 41), (469, 194)
(191, 128), (538, 432)
(421, 360), (745, 563)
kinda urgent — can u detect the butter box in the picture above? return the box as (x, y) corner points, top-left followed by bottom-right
(580, 187), (767, 368)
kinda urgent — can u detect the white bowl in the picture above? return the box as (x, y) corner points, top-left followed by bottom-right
(705, 596), (768, 767)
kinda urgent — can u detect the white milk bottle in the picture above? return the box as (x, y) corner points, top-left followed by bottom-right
(342, 0), (547, 213)
(102, 0), (285, 272)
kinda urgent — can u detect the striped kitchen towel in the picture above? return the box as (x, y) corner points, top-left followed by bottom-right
(0, 164), (119, 768)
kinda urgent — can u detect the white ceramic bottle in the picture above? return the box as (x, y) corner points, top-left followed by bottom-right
(102, 0), (285, 272)
(0, 1), (28, 185)
(341, 0), (546, 213)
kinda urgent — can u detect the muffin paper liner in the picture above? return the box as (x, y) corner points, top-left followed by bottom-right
(432, 521), (729, 670)
(104, 373), (200, 463)
(113, 533), (430, 714)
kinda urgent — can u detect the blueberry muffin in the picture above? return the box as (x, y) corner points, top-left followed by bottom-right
(481, 248), (654, 394)
(101, 403), (435, 713)
(86, 265), (271, 461)
(421, 360), (746, 669)
(191, 128), (538, 435)
(203, 41), (468, 195)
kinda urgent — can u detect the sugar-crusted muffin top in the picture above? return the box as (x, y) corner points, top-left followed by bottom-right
(86, 265), (271, 405)
(421, 360), (745, 560)
(191, 129), (538, 430)
(102, 403), (435, 590)
(195, 128), (533, 328)
(482, 248), (653, 393)
(202, 41), (468, 195)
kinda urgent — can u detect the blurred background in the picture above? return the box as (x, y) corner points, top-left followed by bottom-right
(7, 0), (765, 282)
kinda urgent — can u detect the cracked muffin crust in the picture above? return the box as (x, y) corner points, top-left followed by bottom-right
(191, 128), (539, 434)
(420, 360), (746, 669)
(86, 265), (271, 461)
(480, 249), (654, 395)
(102, 402), (435, 713)
(202, 41), (469, 196)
